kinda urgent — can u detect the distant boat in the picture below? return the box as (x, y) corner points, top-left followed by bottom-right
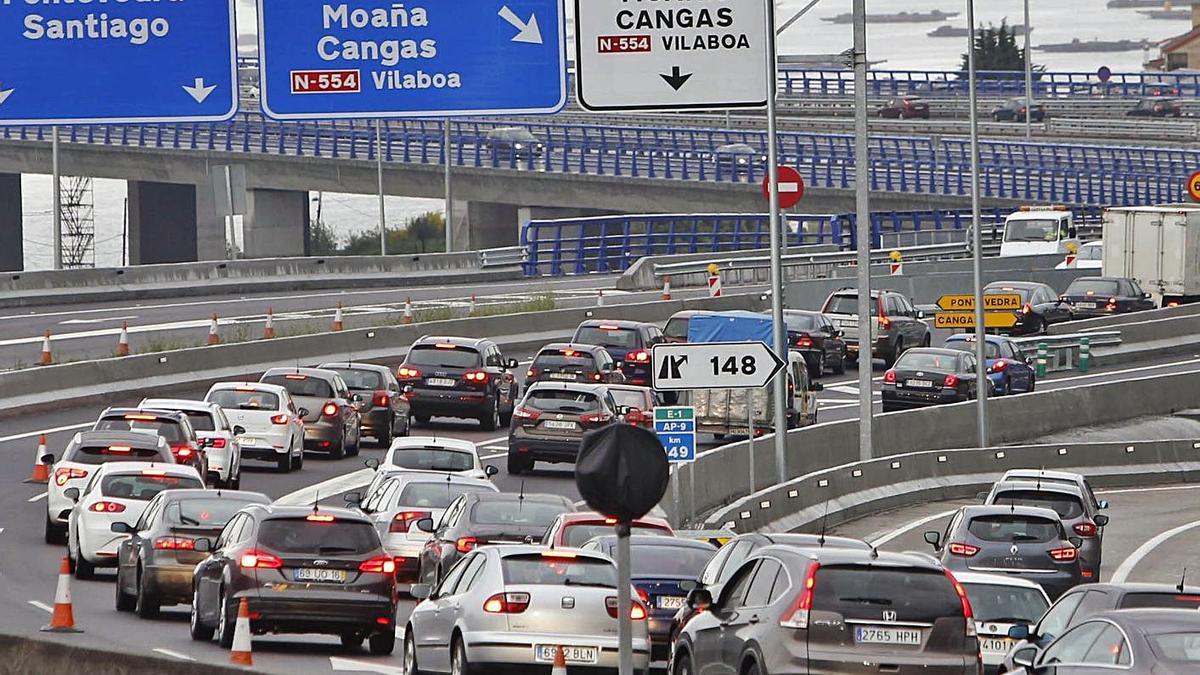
(1035, 38), (1151, 52)
(822, 9), (959, 24)
(1107, 0), (1172, 7)
(1138, 8), (1191, 18)
(927, 24), (1031, 38)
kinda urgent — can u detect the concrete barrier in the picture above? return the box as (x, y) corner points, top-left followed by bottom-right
(616, 244), (838, 292)
(0, 633), (247, 674)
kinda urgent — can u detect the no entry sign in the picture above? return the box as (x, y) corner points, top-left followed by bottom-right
(763, 165), (804, 208)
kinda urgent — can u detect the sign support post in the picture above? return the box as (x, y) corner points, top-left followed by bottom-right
(444, 119), (454, 252)
(376, 120), (387, 256)
(966, 0), (990, 448)
(616, 522), (633, 675)
(51, 127), (61, 270)
(764, 2), (789, 487)
(747, 389), (757, 492)
(853, 0), (873, 462)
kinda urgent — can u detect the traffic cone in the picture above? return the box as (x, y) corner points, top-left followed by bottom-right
(230, 597), (253, 666)
(263, 307), (276, 339)
(550, 645), (567, 675)
(207, 314), (220, 346)
(597, 289), (605, 307)
(39, 330), (52, 366)
(25, 434), (49, 484)
(402, 297), (414, 324)
(662, 275), (672, 301)
(115, 321), (130, 357)
(40, 556), (82, 633)
(470, 294), (478, 314)
(333, 302), (344, 332)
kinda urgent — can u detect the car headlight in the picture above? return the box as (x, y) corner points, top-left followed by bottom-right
(514, 143), (524, 149)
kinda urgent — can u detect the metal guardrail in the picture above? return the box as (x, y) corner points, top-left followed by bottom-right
(778, 68), (1200, 99)
(1010, 331), (1122, 372)
(477, 246), (526, 269)
(652, 241), (997, 278)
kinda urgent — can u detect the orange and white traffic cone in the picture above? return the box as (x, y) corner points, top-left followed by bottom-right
(115, 321), (130, 357)
(402, 297), (414, 324)
(40, 556), (82, 633)
(263, 307), (276, 339)
(332, 302), (344, 332)
(39, 330), (52, 366)
(550, 645), (567, 675)
(25, 434), (49, 484)
(597, 289), (605, 307)
(662, 275), (672, 301)
(207, 314), (220, 346)
(230, 597), (253, 665)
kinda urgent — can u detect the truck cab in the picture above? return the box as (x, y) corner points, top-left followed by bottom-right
(1001, 206), (1079, 257)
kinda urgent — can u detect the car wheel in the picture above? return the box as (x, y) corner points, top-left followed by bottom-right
(134, 566), (160, 618)
(331, 433), (347, 460)
(295, 441), (305, 469)
(479, 399), (500, 432)
(190, 587), (214, 641)
(378, 416), (393, 448)
(809, 354), (823, 379)
(44, 514), (65, 545)
(369, 629), (396, 656)
(450, 635), (473, 675)
(72, 535), (95, 580)
(400, 412), (412, 437)
(231, 470), (241, 490)
(414, 414), (431, 427)
(217, 587), (237, 649)
(1036, 317), (1047, 334)
(885, 339), (902, 368)
(832, 352), (846, 375)
(506, 452), (529, 475)
(276, 450), (291, 473)
(341, 632), (364, 650)
(674, 651), (694, 675)
(1027, 375), (1036, 393)
(347, 428), (361, 457)
(744, 661), (761, 675)
(115, 566), (136, 612)
(402, 629), (422, 675)
(499, 401), (513, 427)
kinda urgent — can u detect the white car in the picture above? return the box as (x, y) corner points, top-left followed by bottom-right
(66, 461), (204, 580)
(140, 398), (244, 489)
(1054, 241), (1103, 269)
(354, 472), (499, 591)
(375, 436), (495, 482)
(953, 571), (1051, 672)
(204, 382), (305, 473)
(44, 431), (174, 545)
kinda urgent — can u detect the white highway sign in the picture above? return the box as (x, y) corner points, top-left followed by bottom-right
(651, 341), (786, 391)
(573, 0), (771, 111)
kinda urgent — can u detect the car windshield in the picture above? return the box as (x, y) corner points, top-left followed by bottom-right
(992, 490), (1084, 519)
(101, 473), (203, 500)
(95, 418), (185, 443)
(502, 554), (617, 587)
(1004, 219), (1062, 243)
(68, 445), (163, 464)
(396, 482), (495, 509)
(178, 410), (215, 432)
(524, 390), (601, 413)
(406, 345), (481, 369)
(167, 498), (256, 527)
(1067, 279), (1120, 296)
(533, 353), (597, 372)
(262, 375), (335, 399)
(258, 518), (379, 555)
(945, 340), (1000, 359)
(470, 500), (568, 527)
(1150, 633), (1200, 662)
(894, 352), (959, 372)
(565, 524), (669, 548)
(208, 389), (281, 410)
(328, 368), (384, 390)
(629, 545), (713, 577)
(967, 515), (1060, 543)
(388, 448), (475, 472)
(575, 326), (639, 350)
(608, 389), (650, 410)
(1118, 593), (1200, 610)
(664, 317), (690, 340)
(825, 294), (878, 316)
(781, 313), (820, 331)
(812, 566), (963, 622)
(961, 582), (1049, 624)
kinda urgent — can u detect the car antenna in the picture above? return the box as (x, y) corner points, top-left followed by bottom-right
(312, 490), (320, 514)
(518, 480), (526, 512)
(869, 545), (879, 559)
(1179, 568), (1188, 593)
(818, 499), (830, 547)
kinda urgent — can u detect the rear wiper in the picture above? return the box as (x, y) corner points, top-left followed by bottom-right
(978, 616), (1034, 624)
(429, 465), (463, 472)
(316, 546), (357, 554)
(1011, 534), (1041, 542)
(563, 579), (615, 588)
(839, 596), (894, 606)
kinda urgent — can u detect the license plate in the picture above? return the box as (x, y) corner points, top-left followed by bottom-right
(906, 379), (934, 389)
(1075, 302), (1096, 309)
(535, 645), (598, 664)
(426, 378), (456, 387)
(543, 420), (577, 430)
(293, 568), (347, 583)
(855, 626), (922, 645)
(548, 372), (577, 380)
(240, 437), (257, 445)
(980, 637), (1014, 655)
(658, 595), (686, 610)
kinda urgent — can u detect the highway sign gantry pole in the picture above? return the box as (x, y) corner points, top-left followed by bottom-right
(853, 0), (873, 462)
(1023, 0), (1034, 142)
(445, 119), (454, 252)
(376, 120), (387, 256)
(966, 0), (989, 448)
(51, 126), (61, 270)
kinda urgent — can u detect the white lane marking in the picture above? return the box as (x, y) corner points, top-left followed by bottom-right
(28, 600), (52, 613)
(828, 385), (861, 395)
(1111, 519), (1200, 584)
(1046, 358), (1200, 387)
(1099, 484), (1200, 496)
(27, 492), (47, 503)
(329, 656), (406, 674)
(275, 468), (374, 506)
(870, 509), (959, 547)
(152, 649), (195, 662)
(476, 435), (509, 446)
(0, 528), (4, 535)
(60, 316), (139, 325)
(480, 453), (505, 461)
(0, 422), (91, 444)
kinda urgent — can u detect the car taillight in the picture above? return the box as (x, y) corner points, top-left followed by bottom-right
(484, 592), (530, 614)
(626, 350), (650, 363)
(239, 550), (283, 569)
(373, 390), (389, 406)
(878, 316), (892, 330)
(1074, 522), (1098, 537)
(513, 406), (541, 421)
(1022, 303), (1032, 315)
(636, 588), (649, 604)
(271, 413), (290, 425)
(526, 368), (538, 378)
(883, 370), (897, 384)
(580, 412), (613, 427)
(171, 444), (194, 458)
(948, 542), (979, 557)
(397, 366), (421, 380)
(795, 335), (814, 348)
(54, 467), (88, 486)
(944, 374), (959, 388)
(154, 536), (195, 550)
(88, 501), (126, 513)
(208, 437), (227, 449)
(1050, 547), (1078, 562)
(606, 596), (648, 620)
(592, 373), (603, 381)
(359, 555), (397, 574)
(389, 510), (431, 534)
(1106, 298), (1118, 310)
(464, 371), (489, 383)
(780, 561), (820, 628)
(455, 536), (477, 553)
(990, 360), (1007, 372)
(322, 403), (339, 417)
(945, 570), (977, 637)
(624, 409), (645, 426)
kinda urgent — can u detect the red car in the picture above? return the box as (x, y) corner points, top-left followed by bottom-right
(606, 384), (660, 430)
(541, 511), (674, 548)
(877, 96), (931, 119)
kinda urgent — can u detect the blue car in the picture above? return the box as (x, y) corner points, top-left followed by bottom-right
(944, 333), (1036, 395)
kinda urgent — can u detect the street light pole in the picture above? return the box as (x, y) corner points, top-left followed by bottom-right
(444, 118), (454, 252)
(852, 0), (872, 462)
(967, 0), (989, 448)
(1023, 0), (1033, 142)
(376, 120), (387, 256)
(51, 126), (62, 270)
(765, 0), (789, 486)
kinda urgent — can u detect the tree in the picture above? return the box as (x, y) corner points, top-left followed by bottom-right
(310, 218), (340, 255)
(335, 211), (447, 256)
(961, 22), (1027, 73)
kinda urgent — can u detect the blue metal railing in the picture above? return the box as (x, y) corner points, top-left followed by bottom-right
(778, 68), (1200, 98)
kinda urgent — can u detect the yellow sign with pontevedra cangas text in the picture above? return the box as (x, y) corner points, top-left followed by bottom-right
(934, 312), (1020, 329)
(936, 293), (1023, 312)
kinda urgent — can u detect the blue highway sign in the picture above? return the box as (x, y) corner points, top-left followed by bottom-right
(655, 406), (696, 463)
(0, 0), (238, 125)
(257, 0), (568, 119)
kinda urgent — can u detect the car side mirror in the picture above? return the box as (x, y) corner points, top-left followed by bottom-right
(343, 491), (363, 507)
(415, 517), (435, 533)
(410, 583), (432, 600)
(64, 487), (80, 501)
(484, 464), (499, 477)
(504, 358), (520, 369)
(297, 407), (309, 418)
(1099, 500), (1110, 510)
(923, 531), (941, 550)
(1144, 292), (1152, 299)
(1011, 646), (1037, 668)
(193, 537), (212, 553)
(1094, 514), (1110, 527)
(1008, 624), (1031, 640)
(351, 393), (364, 404)
(364, 458), (380, 470)
(233, 425), (246, 436)
(41, 453), (55, 465)
(809, 382), (823, 392)
(1069, 536), (1084, 548)
(687, 588), (713, 611)
(110, 522), (134, 534)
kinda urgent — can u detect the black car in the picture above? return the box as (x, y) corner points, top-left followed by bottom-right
(775, 309), (848, 377)
(525, 343), (624, 386)
(190, 504), (398, 654)
(1011, 609), (1200, 675)
(992, 97), (1047, 122)
(483, 126), (545, 162)
(115, 489), (270, 618)
(881, 347), (986, 412)
(414, 492), (575, 586)
(570, 319), (664, 387)
(1127, 96), (1182, 117)
(93, 408), (209, 480)
(1062, 276), (1157, 318)
(711, 143), (767, 177)
(983, 281), (1074, 335)
(319, 362), (412, 446)
(396, 336), (520, 431)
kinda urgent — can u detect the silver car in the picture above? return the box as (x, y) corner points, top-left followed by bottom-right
(404, 545), (651, 673)
(140, 398), (244, 489)
(984, 480), (1108, 582)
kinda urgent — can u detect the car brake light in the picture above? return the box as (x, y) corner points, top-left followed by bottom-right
(513, 406), (541, 421)
(306, 513), (335, 522)
(154, 536), (195, 550)
(455, 537), (477, 553)
(1022, 303), (1032, 315)
(270, 413), (290, 425)
(780, 561), (820, 628)
(636, 588), (649, 604)
(373, 390), (390, 406)
(878, 316), (892, 330)
(141, 468), (167, 476)
(54, 467), (89, 486)
(580, 411), (613, 427)
(1106, 298), (1118, 310)
(606, 596), (648, 620)
(598, 324), (621, 330)
(285, 374), (308, 380)
(542, 550), (578, 559)
(623, 408), (645, 426)
(89, 501), (126, 513)
(124, 414), (160, 421)
(882, 370), (897, 384)
(239, 550), (283, 569)
(944, 570), (976, 636)
(1074, 522), (1098, 537)
(171, 444), (193, 458)
(944, 374), (959, 388)
(795, 335), (814, 348)
(526, 368), (537, 378)
(397, 367), (421, 380)
(208, 437), (227, 449)
(359, 555), (397, 574)
(948, 542), (979, 557)
(561, 349), (577, 357)
(990, 360), (1007, 372)
(389, 510), (431, 534)
(464, 371), (489, 383)
(106, 445), (132, 453)
(626, 350), (650, 363)
(484, 592), (530, 614)
(434, 343), (458, 349)
(322, 403), (339, 417)
(592, 373), (603, 381)
(1050, 547), (1078, 562)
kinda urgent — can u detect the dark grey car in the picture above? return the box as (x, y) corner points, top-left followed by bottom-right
(984, 481), (1109, 582)
(671, 546), (981, 675)
(926, 505), (1084, 600)
(319, 362), (412, 446)
(1011, 609), (1200, 674)
(821, 288), (930, 367)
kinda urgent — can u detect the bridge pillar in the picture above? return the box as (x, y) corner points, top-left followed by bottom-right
(127, 180), (210, 264)
(0, 173), (22, 271)
(457, 202), (618, 251)
(243, 189), (309, 258)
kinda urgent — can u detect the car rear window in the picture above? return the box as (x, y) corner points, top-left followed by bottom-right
(812, 566), (963, 622)
(1149, 633), (1200, 661)
(388, 448), (475, 472)
(945, 340), (1001, 359)
(95, 418), (185, 443)
(664, 318), (689, 340)
(525, 390), (601, 413)
(630, 545), (713, 578)
(262, 375), (335, 399)
(781, 313), (820, 331)
(824, 294), (878, 316)
(961, 582), (1049, 625)
(397, 482), (495, 509)
(101, 473), (203, 500)
(985, 287), (1034, 302)
(574, 326), (639, 350)
(67, 445), (165, 465)
(1118, 592), (1200, 610)
(533, 353), (598, 371)
(258, 518), (379, 555)
(992, 490), (1084, 519)
(1067, 279), (1120, 296)
(470, 500), (569, 527)
(208, 389), (281, 410)
(501, 553), (617, 587)
(608, 389), (651, 410)
(178, 411), (216, 432)
(167, 498), (256, 527)
(894, 352), (960, 372)
(328, 368), (384, 390)
(967, 515), (1060, 543)
(406, 345), (481, 369)
(564, 523), (670, 548)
